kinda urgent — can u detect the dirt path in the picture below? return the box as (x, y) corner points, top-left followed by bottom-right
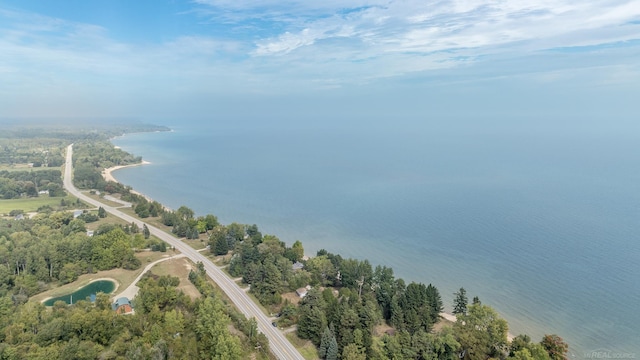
(112, 253), (185, 300)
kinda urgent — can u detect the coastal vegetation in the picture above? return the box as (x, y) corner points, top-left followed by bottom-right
(0, 124), (569, 360)
(137, 203), (569, 360)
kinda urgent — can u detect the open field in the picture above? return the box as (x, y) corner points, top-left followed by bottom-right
(84, 212), (132, 230)
(82, 192), (124, 208)
(0, 196), (79, 215)
(147, 257), (202, 300)
(286, 333), (318, 360)
(183, 237), (209, 250)
(0, 165), (60, 172)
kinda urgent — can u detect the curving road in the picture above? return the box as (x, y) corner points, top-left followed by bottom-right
(64, 145), (304, 360)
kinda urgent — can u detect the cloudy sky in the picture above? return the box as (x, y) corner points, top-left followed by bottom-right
(0, 0), (638, 121)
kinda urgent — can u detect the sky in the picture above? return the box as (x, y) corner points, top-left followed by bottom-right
(0, 0), (639, 122)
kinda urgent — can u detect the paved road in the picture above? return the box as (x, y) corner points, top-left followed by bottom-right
(64, 145), (304, 360)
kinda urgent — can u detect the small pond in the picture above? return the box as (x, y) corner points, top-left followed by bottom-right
(43, 280), (116, 306)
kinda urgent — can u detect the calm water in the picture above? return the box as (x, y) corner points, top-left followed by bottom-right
(43, 280), (116, 306)
(112, 118), (640, 355)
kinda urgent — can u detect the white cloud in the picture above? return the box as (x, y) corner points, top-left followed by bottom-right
(1, 0), (639, 118)
(245, 0), (640, 60)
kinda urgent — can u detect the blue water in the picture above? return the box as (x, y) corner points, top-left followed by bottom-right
(112, 118), (640, 355)
(43, 280), (116, 306)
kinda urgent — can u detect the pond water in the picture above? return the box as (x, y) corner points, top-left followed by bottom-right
(43, 280), (117, 306)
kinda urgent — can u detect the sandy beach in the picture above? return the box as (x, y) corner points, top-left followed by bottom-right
(102, 161), (151, 183)
(101, 160), (172, 210)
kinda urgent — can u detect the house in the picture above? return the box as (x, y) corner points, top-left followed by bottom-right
(14, 214), (25, 221)
(295, 288), (308, 298)
(38, 190), (49, 195)
(112, 297), (133, 314)
(292, 261), (304, 271)
(86, 230), (94, 237)
(73, 210), (83, 218)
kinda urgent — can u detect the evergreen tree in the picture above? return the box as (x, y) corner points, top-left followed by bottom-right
(319, 327), (333, 358)
(97, 206), (106, 218)
(214, 233), (229, 255)
(426, 283), (443, 323)
(297, 306), (327, 346)
(453, 287), (468, 315)
(326, 336), (338, 360)
(143, 224), (150, 239)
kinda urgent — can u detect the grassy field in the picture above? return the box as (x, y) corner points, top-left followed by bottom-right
(183, 237), (208, 250)
(148, 257), (201, 300)
(0, 195), (80, 215)
(0, 165), (60, 172)
(82, 192), (124, 208)
(286, 333), (319, 360)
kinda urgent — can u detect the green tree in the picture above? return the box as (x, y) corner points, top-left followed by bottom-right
(319, 326), (333, 359)
(540, 334), (568, 360)
(454, 304), (508, 360)
(204, 214), (219, 230)
(142, 224), (150, 239)
(453, 287), (468, 315)
(97, 207), (106, 218)
(297, 289), (327, 346)
(433, 326), (462, 360)
(176, 206), (194, 221)
(291, 240), (304, 261)
(213, 233), (229, 255)
(194, 297), (242, 360)
(342, 343), (366, 360)
(326, 336), (338, 360)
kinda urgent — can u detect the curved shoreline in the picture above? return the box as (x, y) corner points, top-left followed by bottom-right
(103, 161), (151, 183)
(102, 161), (166, 207)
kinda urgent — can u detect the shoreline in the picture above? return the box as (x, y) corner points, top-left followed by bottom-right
(103, 139), (522, 347)
(102, 161), (167, 208)
(102, 161), (151, 183)
(104, 158), (518, 342)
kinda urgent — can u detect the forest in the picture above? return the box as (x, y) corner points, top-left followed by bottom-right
(0, 201), (267, 359)
(0, 169), (66, 199)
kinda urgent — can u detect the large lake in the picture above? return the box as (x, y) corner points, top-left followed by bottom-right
(112, 118), (640, 355)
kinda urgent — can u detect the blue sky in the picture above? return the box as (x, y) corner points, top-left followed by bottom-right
(0, 0), (638, 121)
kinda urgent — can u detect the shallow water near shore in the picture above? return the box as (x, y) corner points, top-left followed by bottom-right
(112, 118), (640, 355)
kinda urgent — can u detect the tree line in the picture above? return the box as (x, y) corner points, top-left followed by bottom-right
(0, 212), (162, 301)
(132, 202), (569, 360)
(0, 169), (66, 199)
(0, 271), (267, 359)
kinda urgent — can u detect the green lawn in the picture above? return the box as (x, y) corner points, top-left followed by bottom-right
(0, 196), (79, 215)
(0, 165), (61, 172)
